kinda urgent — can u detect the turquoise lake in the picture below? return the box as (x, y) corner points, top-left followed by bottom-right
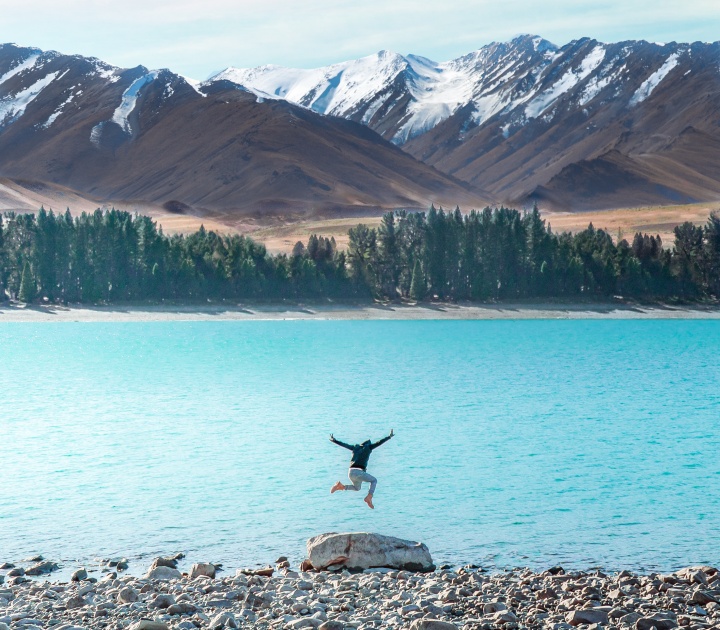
(1, 320), (719, 573)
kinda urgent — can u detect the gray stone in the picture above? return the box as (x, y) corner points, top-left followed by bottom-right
(118, 586), (139, 603)
(149, 594), (176, 609)
(636, 616), (678, 630)
(146, 566), (182, 580)
(71, 568), (88, 582)
(691, 590), (719, 605)
(209, 612), (238, 629)
(167, 602), (198, 616)
(286, 619), (322, 630)
(306, 532), (434, 572)
(483, 602), (508, 614)
(149, 557), (178, 569)
(65, 595), (88, 610)
(566, 609), (609, 626)
(189, 562), (216, 579)
(25, 561), (59, 575)
(318, 622), (345, 630)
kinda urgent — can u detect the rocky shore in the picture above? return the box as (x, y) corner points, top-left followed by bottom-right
(1, 558), (718, 630)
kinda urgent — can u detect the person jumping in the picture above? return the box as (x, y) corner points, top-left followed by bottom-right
(329, 430), (394, 509)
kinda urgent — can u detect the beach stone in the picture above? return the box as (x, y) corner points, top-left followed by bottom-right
(286, 619), (322, 630)
(691, 590), (719, 605)
(167, 602), (198, 616)
(409, 621), (459, 630)
(7, 568), (24, 577)
(636, 615), (678, 630)
(26, 561), (59, 575)
(484, 602), (508, 614)
(146, 566), (182, 580)
(306, 533), (434, 572)
(71, 568), (88, 582)
(318, 622), (345, 630)
(149, 557), (179, 569)
(129, 622), (170, 630)
(190, 562), (217, 579)
(566, 609), (609, 626)
(118, 586), (139, 603)
(175, 623), (195, 630)
(209, 612), (239, 629)
(65, 595), (88, 609)
(149, 593), (176, 609)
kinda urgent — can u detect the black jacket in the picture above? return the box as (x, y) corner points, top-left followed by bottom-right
(330, 435), (392, 470)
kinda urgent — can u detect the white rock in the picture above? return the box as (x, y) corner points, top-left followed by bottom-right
(145, 566), (182, 580)
(118, 586), (139, 603)
(306, 533), (434, 572)
(190, 562), (216, 579)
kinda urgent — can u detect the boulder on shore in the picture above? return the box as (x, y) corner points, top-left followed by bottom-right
(306, 532), (434, 572)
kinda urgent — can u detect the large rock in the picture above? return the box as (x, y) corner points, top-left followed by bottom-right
(25, 561), (59, 575)
(566, 609), (609, 626)
(306, 533), (434, 572)
(145, 566), (182, 580)
(189, 562), (216, 579)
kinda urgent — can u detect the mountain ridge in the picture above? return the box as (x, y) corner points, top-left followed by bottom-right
(220, 35), (720, 210)
(0, 43), (488, 222)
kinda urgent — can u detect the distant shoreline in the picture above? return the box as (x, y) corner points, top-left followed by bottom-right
(2, 300), (720, 322)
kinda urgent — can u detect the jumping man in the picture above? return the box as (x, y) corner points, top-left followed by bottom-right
(330, 430), (394, 509)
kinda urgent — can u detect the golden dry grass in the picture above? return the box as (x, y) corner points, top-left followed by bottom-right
(542, 202), (720, 244)
(244, 203), (719, 253)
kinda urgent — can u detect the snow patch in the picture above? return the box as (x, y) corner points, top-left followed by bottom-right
(629, 53), (680, 106)
(90, 122), (104, 147)
(0, 54), (40, 86)
(525, 45), (606, 118)
(41, 92), (74, 128)
(111, 71), (158, 133)
(0, 70), (63, 127)
(578, 63), (626, 106)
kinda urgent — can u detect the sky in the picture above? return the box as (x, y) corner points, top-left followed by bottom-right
(1, 0), (719, 79)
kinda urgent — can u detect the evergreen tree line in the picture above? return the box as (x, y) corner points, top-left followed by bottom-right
(0, 205), (719, 304)
(347, 205), (720, 301)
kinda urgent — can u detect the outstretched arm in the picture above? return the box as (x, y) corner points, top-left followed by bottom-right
(330, 434), (354, 450)
(371, 429), (394, 449)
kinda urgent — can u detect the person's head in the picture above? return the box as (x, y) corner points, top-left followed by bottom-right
(362, 439), (372, 447)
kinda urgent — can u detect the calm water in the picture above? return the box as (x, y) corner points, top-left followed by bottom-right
(0, 320), (719, 574)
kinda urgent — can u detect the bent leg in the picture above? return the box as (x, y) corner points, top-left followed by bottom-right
(352, 469), (377, 495)
(344, 468), (363, 491)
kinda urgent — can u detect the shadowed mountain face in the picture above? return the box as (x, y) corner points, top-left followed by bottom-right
(0, 44), (487, 221)
(224, 36), (720, 211)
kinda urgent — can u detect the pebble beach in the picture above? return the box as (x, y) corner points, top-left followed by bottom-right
(1, 556), (718, 630)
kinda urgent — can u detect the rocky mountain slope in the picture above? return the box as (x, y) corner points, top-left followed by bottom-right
(224, 36), (720, 210)
(0, 44), (486, 221)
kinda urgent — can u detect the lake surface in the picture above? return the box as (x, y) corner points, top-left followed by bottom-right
(1, 320), (719, 574)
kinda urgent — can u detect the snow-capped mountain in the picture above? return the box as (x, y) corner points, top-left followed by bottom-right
(211, 35), (558, 144)
(2, 35), (720, 216)
(0, 43), (485, 218)
(217, 35), (720, 209)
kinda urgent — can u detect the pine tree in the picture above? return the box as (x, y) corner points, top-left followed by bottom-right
(409, 259), (425, 301)
(18, 261), (36, 303)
